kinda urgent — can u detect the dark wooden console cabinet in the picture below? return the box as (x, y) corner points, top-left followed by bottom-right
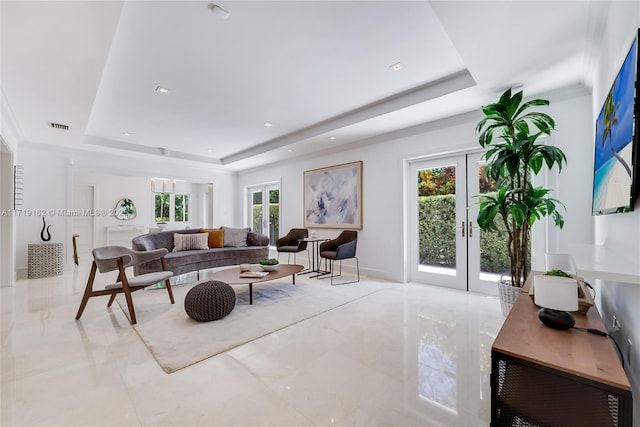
(491, 274), (632, 426)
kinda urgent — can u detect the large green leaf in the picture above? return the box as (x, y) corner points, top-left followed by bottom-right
(498, 88), (513, 105)
(510, 204), (526, 226)
(514, 98), (549, 119)
(529, 155), (544, 174)
(505, 90), (524, 120)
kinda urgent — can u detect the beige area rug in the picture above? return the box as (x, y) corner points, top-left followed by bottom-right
(117, 276), (384, 373)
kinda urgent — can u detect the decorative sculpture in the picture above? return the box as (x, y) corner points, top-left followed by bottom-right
(40, 216), (51, 242)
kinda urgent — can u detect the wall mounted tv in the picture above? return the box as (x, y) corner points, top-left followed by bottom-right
(592, 29), (640, 215)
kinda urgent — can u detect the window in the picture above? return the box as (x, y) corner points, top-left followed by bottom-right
(175, 194), (189, 222)
(154, 193), (189, 223)
(155, 193), (170, 223)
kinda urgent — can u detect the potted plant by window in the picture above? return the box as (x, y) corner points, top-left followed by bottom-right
(475, 89), (567, 312)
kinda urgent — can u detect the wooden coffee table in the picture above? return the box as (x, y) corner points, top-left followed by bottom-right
(210, 264), (304, 304)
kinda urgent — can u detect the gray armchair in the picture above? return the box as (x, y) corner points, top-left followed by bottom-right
(319, 230), (359, 285)
(75, 246), (174, 324)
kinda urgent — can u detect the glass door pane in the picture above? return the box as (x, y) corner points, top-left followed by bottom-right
(467, 152), (530, 295)
(409, 156), (467, 291)
(250, 188), (264, 234)
(267, 185), (279, 246)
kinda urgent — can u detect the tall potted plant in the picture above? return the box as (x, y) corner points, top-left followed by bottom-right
(476, 89), (567, 293)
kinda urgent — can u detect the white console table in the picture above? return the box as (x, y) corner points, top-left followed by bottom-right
(106, 225), (145, 248)
(28, 242), (64, 279)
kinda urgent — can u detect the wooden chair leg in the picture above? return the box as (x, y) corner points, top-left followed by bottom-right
(161, 258), (175, 304)
(76, 262), (98, 320)
(118, 260), (137, 325)
(107, 270), (125, 307)
(72, 234), (79, 266)
(123, 287), (136, 324)
(165, 279), (175, 304)
(107, 294), (117, 307)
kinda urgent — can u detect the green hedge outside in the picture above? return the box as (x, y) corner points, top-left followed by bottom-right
(418, 195), (513, 274)
(252, 204), (280, 245)
(418, 195), (457, 267)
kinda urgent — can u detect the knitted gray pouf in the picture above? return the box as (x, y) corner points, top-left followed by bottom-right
(184, 280), (236, 322)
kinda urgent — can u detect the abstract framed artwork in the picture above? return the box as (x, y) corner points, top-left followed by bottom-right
(304, 161), (363, 229)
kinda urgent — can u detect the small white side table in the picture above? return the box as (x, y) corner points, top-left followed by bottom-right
(28, 242), (64, 279)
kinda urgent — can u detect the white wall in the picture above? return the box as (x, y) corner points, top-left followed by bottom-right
(541, 88), (595, 255)
(237, 89), (591, 282)
(588, 3), (640, 424)
(1, 93), (20, 155)
(1, 93), (22, 286)
(0, 142), (16, 287)
(15, 143), (238, 276)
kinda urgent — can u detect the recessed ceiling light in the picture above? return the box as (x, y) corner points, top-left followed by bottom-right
(287, 149), (293, 152)
(207, 149), (213, 153)
(328, 136), (336, 140)
(155, 86), (170, 93)
(263, 122), (273, 127)
(123, 132), (132, 136)
(390, 62), (405, 71)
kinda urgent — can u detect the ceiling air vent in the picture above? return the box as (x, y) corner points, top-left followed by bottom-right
(49, 122), (69, 130)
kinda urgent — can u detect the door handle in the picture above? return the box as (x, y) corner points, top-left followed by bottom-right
(469, 221), (473, 237)
(461, 221), (465, 237)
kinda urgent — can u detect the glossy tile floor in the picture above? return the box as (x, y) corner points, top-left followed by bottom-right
(1, 260), (504, 426)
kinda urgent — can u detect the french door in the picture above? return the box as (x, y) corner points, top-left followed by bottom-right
(408, 152), (511, 295)
(248, 183), (280, 246)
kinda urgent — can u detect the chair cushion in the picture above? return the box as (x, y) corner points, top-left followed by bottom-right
(200, 228), (224, 248)
(173, 233), (209, 252)
(320, 250), (338, 260)
(105, 271), (173, 289)
(278, 245), (304, 253)
(222, 226), (250, 247)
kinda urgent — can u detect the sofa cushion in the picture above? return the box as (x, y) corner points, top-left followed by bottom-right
(132, 228), (200, 252)
(200, 228), (224, 248)
(173, 232), (209, 252)
(222, 226), (250, 247)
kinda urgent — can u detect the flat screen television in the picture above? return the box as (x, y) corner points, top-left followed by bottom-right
(592, 29), (640, 215)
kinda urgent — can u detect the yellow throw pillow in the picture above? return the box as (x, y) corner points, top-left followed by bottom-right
(200, 228), (224, 248)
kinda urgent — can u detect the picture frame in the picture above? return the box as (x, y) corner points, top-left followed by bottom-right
(303, 161), (363, 229)
(592, 28), (640, 215)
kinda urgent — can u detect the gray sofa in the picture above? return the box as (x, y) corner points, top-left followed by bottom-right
(131, 228), (269, 277)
